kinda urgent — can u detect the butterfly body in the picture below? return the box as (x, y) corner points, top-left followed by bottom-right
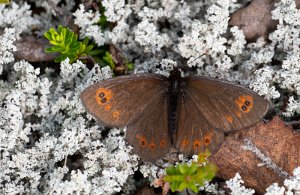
(167, 68), (182, 144)
(81, 69), (268, 162)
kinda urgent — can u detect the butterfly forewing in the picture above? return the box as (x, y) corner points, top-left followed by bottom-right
(175, 91), (225, 155)
(80, 74), (168, 127)
(183, 76), (269, 132)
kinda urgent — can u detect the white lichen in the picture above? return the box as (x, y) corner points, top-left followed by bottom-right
(225, 173), (255, 195)
(134, 19), (171, 53)
(0, 28), (16, 71)
(265, 167), (300, 195)
(0, 2), (39, 38)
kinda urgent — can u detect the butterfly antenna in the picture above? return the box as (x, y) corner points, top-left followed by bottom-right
(187, 50), (208, 66)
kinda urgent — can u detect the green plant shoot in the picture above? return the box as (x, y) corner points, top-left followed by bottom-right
(44, 25), (134, 73)
(164, 151), (217, 193)
(44, 25), (101, 63)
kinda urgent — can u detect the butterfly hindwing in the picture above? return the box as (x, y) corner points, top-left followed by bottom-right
(126, 94), (172, 161)
(175, 91), (225, 156)
(182, 76), (269, 132)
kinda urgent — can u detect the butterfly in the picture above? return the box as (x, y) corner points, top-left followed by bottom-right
(80, 68), (268, 162)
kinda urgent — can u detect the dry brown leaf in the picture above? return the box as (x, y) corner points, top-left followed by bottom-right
(109, 44), (128, 75)
(230, 0), (300, 42)
(152, 176), (170, 195)
(229, 0), (279, 42)
(210, 116), (300, 194)
(14, 35), (57, 62)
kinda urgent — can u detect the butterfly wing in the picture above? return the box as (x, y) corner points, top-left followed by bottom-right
(80, 74), (172, 161)
(126, 94), (172, 161)
(81, 74), (167, 127)
(181, 76), (269, 132)
(175, 92), (225, 156)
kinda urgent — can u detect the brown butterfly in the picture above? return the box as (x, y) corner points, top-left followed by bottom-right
(80, 68), (268, 162)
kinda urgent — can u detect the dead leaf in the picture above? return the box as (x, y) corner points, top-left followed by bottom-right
(109, 44), (128, 75)
(229, 0), (279, 42)
(14, 35), (57, 62)
(153, 176), (170, 195)
(210, 116), (300, 194)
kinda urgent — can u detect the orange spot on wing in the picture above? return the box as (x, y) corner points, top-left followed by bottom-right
(235, 95), (253, 113)
(105, 104), (112, 111)
(193, 140), (201, 150)
(112, 111), (120, 119)
(95, 88), (113, 106)
(182, 139), (189, 147)
(203, 132), (214, 146)
(236, 111), (242, 118)
(160, 139), (166, 148)
(136, 135), (147, 147)
(225, 115), (233, 123)
(149, 142), (156, 151)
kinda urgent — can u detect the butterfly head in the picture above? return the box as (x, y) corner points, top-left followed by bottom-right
(169, 67), (182, 81)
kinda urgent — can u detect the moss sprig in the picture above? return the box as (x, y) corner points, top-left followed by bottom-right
(164, 151), (217, 193)
(44, 25), (101, 63)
